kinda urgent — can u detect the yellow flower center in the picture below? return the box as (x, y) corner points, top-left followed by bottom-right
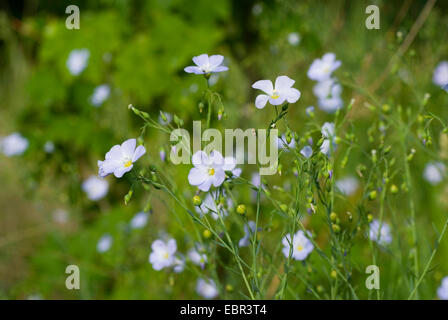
(208, 168), (215, 176)
(296, 245), (303, 252)
(271, 91), (280, 99)
(163, 252), (169, 259)
(124, 160), (133, 168)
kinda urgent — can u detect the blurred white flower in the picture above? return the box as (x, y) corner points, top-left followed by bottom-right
(188, 245), (208, 268)
(369, 219), (392, 245)
(277, 134), (295, 150)
(287, 32), (301, 46)
(239, 221), (256, 247)
(307, 53), (341, 82)
(189, 83), (199, 93)
(251, 172), (261, 187)
(433, 61), (448, 87)
(437, 276), (448, 300)
(196, 278), (218, 299)
(66, 49), (90, 76)
(252, 76), (301, 109)
(90, 84), (110, 107)
(320, 122), (336, 157)
(82, 175), (109, 201)
(305, 106), (315, 117)
(149, 238), (177, 271)
(130, 211), (149, 229)
(423, 162), (445, 185)
(195, 192), (228, 220)
(322, 122), (335, 138)
(44, 141), (55, 153)
(208, 74), (220, 86)
(184, 54), (228, 75)
(313, 78), (343, 113)
(282, 230), (314, 260)
(0, 133), (28, 156)
(158, 112), (173, 125)
(222, 156), (242, 177)
(97, 234), (113, 253)
(53, 208), (69, 225)
(320, 139), (331, 157)
(159, 149), (166, 162)
(188, 150), (226, 192)
(252, 3), (263, 16)
(318, 96), (344, 113)
(336, 176), (359, 196)
(98, 138), (146, 178)
(300, 146), (313, 159)
(173, 255), (185, 273)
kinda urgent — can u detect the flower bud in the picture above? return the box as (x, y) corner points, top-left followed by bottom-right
(124, 189), (133, 205)
(381, 104), (391, 113)
(369, 190), (377, 200)
(236, 204), (247, 215)
(390, 184), (398, 194)
(198, 102), (204, 113)
(367, 214), (373, 223)
(159, 111), (168, 122)
(330, 270), (338, 279)
(330, 212), (338, 222)
(332, 224), (341, 233)
(286, 130), (293, 144)
(193, 195), (202, 206)
(203, 229), (211, 239)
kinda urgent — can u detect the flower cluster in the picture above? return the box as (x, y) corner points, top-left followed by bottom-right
(308, 53), (343, 113)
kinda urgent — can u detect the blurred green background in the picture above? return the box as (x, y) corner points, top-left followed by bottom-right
(1, 0), (448, 299)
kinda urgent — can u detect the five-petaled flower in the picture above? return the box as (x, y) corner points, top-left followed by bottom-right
(184, 54), (228, 76)
(196, 278), (218, 299)
(188, 150), (230, 192)
(82, 175), (109, 201)
(307, 53), (341, 82)
(369, 219), (392, 245)
(188, 244), (208, 269)
(98, 138), (146, 178)
(252, 75), (301, 109)
(282, 230), (314, 261)
(149, 238), (177, 271)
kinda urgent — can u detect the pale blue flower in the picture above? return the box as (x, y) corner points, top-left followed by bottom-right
(282, 230), (314, 260)
(98, 138), (146, 178)
(184, 54), (228, 75)
(149, 238), (177, 271)
(196, 278), (218, 299)
(66, 49), (89, 76)
(433, 61), (448, 87)
(300, 146), (313, 159)
(90, 84), (110, 107)
(82, 175), (109, 201)
(0, 133), (28, 156)
(307, 53), (341, 82)
(252, 76), (301, 109)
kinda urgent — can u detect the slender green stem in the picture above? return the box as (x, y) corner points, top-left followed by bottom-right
(408, 216), (448, 299)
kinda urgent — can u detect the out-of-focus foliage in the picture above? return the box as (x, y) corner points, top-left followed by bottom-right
(1, 0), (448, 299)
